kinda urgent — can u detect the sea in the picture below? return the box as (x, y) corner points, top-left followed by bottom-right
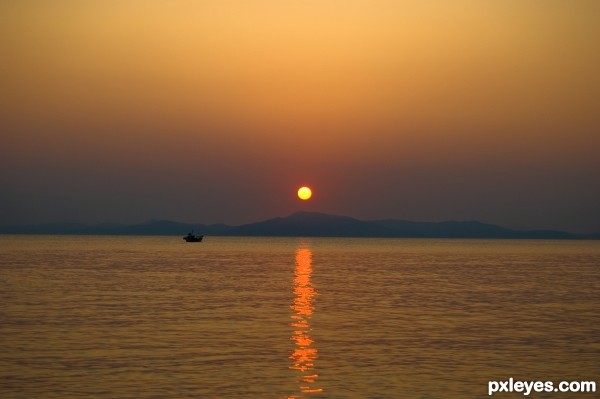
(1, 235), (599, 399)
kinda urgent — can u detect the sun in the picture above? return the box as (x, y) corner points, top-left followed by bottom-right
(297, 186), (312, 200)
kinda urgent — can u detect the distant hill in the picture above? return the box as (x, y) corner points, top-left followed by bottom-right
(0, 211), (596, 239)
(226, 211), (580, 239)
(226, 211), (389, 237)
(371, 218), (575, 239)
(0, 220), (231, 236)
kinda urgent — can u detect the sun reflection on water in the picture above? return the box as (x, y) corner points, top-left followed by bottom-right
(287, 245), (322, 397)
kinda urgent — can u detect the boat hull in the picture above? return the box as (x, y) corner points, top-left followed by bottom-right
(183, 235), (203, 242)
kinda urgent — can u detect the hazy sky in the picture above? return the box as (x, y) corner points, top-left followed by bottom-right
(1, 1), (599, 233)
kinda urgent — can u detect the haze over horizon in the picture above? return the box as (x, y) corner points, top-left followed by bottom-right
(2, 1), (599, 234)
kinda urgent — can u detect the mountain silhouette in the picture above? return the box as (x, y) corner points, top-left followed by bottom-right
(0, 211), (593, 239)
(226, 211), (577, 239)
(226, 211), (390, 237)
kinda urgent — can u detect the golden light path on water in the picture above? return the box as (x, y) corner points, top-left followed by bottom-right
(288, 245), (322, 398)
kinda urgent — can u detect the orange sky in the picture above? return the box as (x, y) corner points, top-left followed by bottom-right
(1, 1), (599, 232)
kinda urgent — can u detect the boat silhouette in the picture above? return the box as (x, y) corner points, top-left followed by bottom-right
(183, 231), (203, 242)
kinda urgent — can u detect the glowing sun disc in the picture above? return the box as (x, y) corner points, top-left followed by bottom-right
(297, 186), (312, 200)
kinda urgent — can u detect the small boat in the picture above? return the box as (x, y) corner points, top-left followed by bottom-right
(183, 231), (204, 242)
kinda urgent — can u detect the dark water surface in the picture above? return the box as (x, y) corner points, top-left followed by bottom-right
(1, 236), (599, 398)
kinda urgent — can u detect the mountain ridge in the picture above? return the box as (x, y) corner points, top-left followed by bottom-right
(1, 211), (597, 239)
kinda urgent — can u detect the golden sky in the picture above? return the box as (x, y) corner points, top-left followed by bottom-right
(1, 1), (599, 232)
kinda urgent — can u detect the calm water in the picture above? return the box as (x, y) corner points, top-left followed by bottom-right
(1, 236), (599, 398)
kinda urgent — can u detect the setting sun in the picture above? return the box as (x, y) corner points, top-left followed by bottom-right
(297, 186), (312, 201)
